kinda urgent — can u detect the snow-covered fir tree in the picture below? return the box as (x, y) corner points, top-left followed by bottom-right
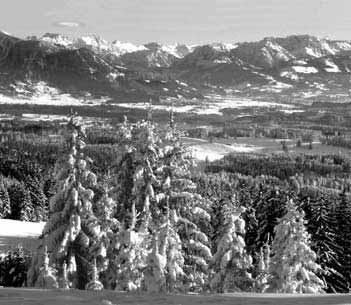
(94, 177), (119, 276)
(105, 117), (160, 291)
(211, 202), (253, 292)
(254, 242), (270, 292)
(160, 115), (212, 292)
(268, 199), (324, 293)
(85, 259), (104, 291)
(58, 261), (70, 289)
(107, 112), (211, 293)
(143, 232), (167, 292)
(160, 207), (185, 292)
(34, 245), (58, 289)
(106, 202), (148, 291)
(28, 116), (105, 289)
(25, 176), (48, 221)
(131, 119), (162, 233)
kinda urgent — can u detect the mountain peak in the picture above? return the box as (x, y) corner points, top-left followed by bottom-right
(41, 33), (73, 47)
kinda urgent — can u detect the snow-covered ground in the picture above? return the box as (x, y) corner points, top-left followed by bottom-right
(0, 82), (109, 106)
(292, 66), (318, 74)
(117, 95), (296, 116)
(324, 59), (341, 73)
(0, 219), (44, 238)
(189, 142), (263, 162)
(0, 219), (44, 255)
(21, 113), (69, 121)
(0, 288), (350, 305)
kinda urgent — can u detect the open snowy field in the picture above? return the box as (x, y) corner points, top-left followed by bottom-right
(189, 142), (263, 161)
(183, 136), (351, 162)
(0, 82), (108, 107)
(116, 95), (300, 116)
(0, 288), (351, 305)
(0, 219), (44, 255)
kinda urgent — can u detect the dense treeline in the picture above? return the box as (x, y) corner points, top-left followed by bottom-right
(9, 115), (322, 294)
(194, 171), (351, 292)
(206, 153), (351, 180)
(1, 115), (351, 293)
(321, 135), (351, 150)
(0, 247), (31, 287)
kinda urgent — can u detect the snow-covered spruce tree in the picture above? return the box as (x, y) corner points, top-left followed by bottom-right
(211, 202), (253, 292)
(34, 245), (58, 289)
(159, 114), (212, 292)
(254, 242), (270, 292)
(132, 119), (162, 233)
(94, 177), (119, 278)
(25, 176), (48, 221)
(160, 207), (185, 292)
(268, 199), (324, 293)
(109, 223), (149, 291)
(106, 202), (149, 291)
(110, 116), (134, 226)
(144, 232), (167, 292)
(28, 116), (104, 289)
(105, 118), (160, 291)
(144, 198), (184, 293)
(107, 112), (211, 293)
(58, 261), (70, 289)
(85, 259), (104, 291)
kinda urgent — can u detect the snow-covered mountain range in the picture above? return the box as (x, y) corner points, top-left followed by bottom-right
(2, 31), (351, 105)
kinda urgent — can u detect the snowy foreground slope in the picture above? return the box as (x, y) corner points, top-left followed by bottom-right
(0, 219), (44, 254)
(0, 288), (351, 305)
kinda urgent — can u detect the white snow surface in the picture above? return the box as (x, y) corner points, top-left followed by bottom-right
(190, 142), (263, 162)
(0, 219), (44, 238)
(265, 40), (292, 61)
(292, 66), (318, 74)
(334, 41), (351, 50)
(0, 219), (45, 255)
(0, 29), (12, 36)
(117, 96), (294, 116)
(20, 113), (69, 121)
(40, 34), (147, 56)
(210, 42), (238, 52)
(0, 82), (109, 106)
(160, 44), (187, 58)
(321, 41), (336, 55)
(2, 288), (350, 305)
(293, 59), (308, 65)
(77, 36), (110, 51)
(280, 71), (299, 81)
(324, 59), (341, 73)
(305, 47), (322, 58)
(41, 34), (73, 47)
(111, 40), (147, 56)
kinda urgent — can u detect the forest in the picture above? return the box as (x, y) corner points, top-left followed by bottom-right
(0, 113), (351, 294)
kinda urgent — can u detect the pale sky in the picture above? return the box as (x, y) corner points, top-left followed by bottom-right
(1, 0), (351, 44)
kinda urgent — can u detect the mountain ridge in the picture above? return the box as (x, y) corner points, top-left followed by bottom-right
(1, 31), (351, 105)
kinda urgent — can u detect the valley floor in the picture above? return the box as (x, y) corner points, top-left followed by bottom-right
(0, 288), (351, 305)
